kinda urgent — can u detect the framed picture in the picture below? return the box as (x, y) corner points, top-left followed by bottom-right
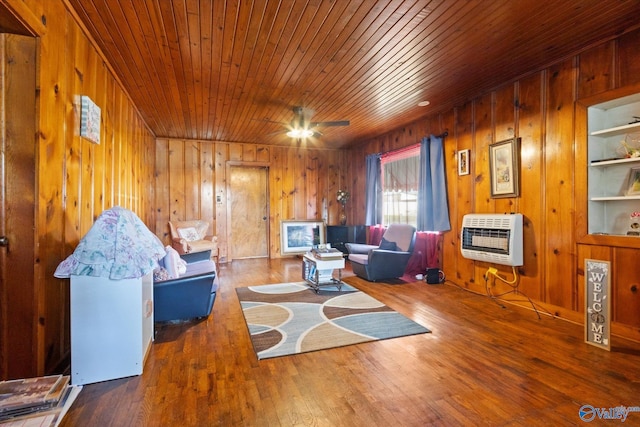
(626, 167), (640, 196)
(280, 220), (325, 255)
(458, 149), (470, 176)
(489, 138), (520, 198)
(80, 95), (101, 144)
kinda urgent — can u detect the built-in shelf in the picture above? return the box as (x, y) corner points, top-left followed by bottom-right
(591, 195), (640, 201)
(591, 157), (640, 167)
(590, 121), (640, 137)
(587, 92), (640, 236)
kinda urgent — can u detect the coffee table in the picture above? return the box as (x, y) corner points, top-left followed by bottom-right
(302, 252), (345, 292)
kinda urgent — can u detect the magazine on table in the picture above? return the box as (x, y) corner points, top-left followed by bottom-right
(311, 247), (343, 259)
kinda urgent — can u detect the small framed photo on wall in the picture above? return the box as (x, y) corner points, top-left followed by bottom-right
(458, 149), (470, 176)
(489, 138), (520, 198)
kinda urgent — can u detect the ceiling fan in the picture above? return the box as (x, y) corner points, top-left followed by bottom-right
(276, 106), (350, 139)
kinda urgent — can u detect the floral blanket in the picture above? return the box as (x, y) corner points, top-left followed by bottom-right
(54, 206), (166, 280)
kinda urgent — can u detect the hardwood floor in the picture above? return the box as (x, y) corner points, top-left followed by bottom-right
(60, 258), (640, 426)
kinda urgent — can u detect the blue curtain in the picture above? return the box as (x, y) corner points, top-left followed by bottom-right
(418, 135), (451, 232)
(364, 153), (382, 225)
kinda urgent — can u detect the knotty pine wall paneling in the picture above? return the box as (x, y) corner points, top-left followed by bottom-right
(200, 143), (215, 240)
(451, 102), (475, 288)
(473, 93), (495, 216)
(305, 149), (320, 221)
(0, 0), (157, 379)
(293, 146), (306, 220)
(35, 0), (69, 379)
(214, 142), (228, 257)
(325, 149), (341, 226)
(516, 73), (545, 302)
(577, 41), (615, 99)
(154, 139), (217, 243)
(440, 109), (458, 278)
(613, 248), (640, 329)
(544, 58), (576, 310)
(347, 144), (367, 230)
(154, 140), (348, 263)
(269, 145), (284, 259)
(618, 31), (640, 87)
(350, 28), (640, 341)
(154, 138), (170, 241)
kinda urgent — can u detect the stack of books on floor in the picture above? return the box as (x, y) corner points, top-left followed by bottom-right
(0, 375), (81, 426)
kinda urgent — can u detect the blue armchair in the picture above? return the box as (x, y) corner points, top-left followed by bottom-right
(154, 251), (218, 322)
(346, 224), (416, 282)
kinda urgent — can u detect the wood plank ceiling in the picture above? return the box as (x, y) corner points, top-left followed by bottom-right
(67, 0), (640, 149)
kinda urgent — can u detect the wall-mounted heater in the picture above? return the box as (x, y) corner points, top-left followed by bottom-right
(460, 213), (523, 266)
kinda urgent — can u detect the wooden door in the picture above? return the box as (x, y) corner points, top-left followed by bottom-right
(228, 165), (269, 260)
(0, 34), (37, 379)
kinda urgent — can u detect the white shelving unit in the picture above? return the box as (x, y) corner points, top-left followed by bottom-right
(588, 93), (640, 235)
(70, 273), (154, 385)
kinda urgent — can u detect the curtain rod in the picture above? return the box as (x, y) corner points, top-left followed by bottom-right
(433, 131), (449, 139)
(370, 131), (449, 159)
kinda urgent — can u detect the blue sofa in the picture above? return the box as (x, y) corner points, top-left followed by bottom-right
(154, 251), (218, 322)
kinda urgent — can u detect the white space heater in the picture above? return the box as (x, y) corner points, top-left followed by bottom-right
(460, 213), (523, 266)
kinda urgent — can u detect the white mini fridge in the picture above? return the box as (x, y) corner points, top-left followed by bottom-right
(70, 273), (154, 385)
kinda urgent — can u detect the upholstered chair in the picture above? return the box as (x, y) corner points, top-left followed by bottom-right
(346, 224), (416, 281)
(168, 220), (218, 260)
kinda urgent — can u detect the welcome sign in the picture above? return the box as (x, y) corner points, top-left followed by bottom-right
(585, 259), (611, 351)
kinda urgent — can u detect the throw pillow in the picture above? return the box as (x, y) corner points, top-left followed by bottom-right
(177, 226), (199, 241)
(163, 245), (182, 278)
(379, 238), (397, 251)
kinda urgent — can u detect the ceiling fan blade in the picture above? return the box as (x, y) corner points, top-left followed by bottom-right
(293, 106), (315, 119)
(310, 120), (350, 127)
(253, 118), (287, 125)
(266, 131), (286, 137)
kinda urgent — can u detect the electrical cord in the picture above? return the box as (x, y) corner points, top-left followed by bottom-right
(483, 266), (555, 320)
(441, 271), (554, 320)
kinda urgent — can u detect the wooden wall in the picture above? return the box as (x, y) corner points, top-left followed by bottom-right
(155, 139), (348, 262)
(350, 28), (640, 341)
(0, 0), (156, 378)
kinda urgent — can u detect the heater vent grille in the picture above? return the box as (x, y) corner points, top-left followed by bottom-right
(462, 228), (510, 255)
(460, 214), (523, 266)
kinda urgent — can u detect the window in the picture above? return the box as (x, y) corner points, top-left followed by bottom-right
(381, 144), (420, 227)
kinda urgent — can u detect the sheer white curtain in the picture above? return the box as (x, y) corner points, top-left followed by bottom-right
(381, 144), (420, 227)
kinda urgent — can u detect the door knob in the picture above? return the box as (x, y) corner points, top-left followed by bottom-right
(0, 236), (8, 247)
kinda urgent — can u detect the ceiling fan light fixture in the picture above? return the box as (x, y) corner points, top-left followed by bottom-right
(286, 128), (314, 138)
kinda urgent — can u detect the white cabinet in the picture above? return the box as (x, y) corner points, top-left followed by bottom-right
(70, 273), (154, 385)
(588, 93), (640, 235)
